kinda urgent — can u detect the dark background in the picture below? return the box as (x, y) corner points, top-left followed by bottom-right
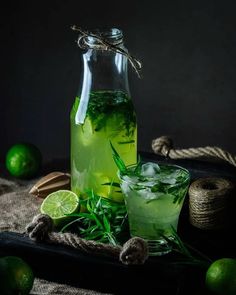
(1, 0), (236, 164)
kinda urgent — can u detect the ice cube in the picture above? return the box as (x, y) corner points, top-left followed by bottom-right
(138, 189), (154, 200)
(140, 162), (160, 177)
(159, 169), (184, 185)
(137, 187), (164, 201)
(120, 182), (130, 195)
(122, 175), (139, 184)
(138, 181), (156, 187)
(120, 175), (139, 194)
(159, 176), (177, 185)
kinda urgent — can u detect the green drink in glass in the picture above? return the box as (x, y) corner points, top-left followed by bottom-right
(119, 162), (190, 256)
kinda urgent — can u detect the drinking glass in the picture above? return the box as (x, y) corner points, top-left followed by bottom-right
(119, 162), (190, 256)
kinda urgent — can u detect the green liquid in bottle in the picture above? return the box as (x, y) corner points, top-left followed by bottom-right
(70, 90), (137, 202)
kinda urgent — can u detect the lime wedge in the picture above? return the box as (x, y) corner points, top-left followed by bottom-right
(40, 190), (79, 226)
(80, 118), (94, 146)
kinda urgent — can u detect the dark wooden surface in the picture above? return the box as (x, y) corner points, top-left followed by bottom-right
(0, 232), (188, 294)
(1, 153), (236, 294)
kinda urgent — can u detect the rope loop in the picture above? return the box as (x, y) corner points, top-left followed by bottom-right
(26, 214), (148, 265)
(152, 136), (173, 157)
(26, 214), (53, 242)
(152, 136), (236, 167)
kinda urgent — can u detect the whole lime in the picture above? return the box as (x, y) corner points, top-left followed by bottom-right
(205, 258), (236, 295)
(0, 256), (34, 295)
(6, 143), (42, 178)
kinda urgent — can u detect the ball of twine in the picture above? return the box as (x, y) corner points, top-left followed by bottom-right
(189, 178), (234, 230)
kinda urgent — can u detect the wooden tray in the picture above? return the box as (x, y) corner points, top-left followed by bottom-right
(1, 153), (236, 294)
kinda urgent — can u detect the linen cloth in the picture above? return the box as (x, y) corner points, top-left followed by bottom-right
(0, 177), (111, 295)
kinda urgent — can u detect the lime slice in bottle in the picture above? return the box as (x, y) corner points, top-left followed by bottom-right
(40, 190), (79, 226)
(80, 118), (95, 146)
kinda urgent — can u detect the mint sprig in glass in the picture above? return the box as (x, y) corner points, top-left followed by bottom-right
(111, 142), (191, 256)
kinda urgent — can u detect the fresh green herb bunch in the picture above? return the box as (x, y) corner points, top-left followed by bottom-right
(61, 191), (129, 245)
(76, 90), (136, 137)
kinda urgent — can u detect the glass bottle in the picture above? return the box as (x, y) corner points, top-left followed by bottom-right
(70, 28), (137, 202)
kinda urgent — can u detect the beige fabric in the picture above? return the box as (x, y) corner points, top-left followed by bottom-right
(31, 278), (111, 295)
(0, 179), (39, 232)
(0, 177), (111, 295)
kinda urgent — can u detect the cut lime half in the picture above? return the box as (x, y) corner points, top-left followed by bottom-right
(40, 190), (79, 226)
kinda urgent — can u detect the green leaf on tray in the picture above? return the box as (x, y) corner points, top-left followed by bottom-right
(60, 190), (128, 245)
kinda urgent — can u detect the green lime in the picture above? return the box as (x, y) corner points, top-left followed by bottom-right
(6, 143), (42, 179)
(40, 190), (79, 226)
(205, 258), (236, 295)
(0, 256), (34, 295)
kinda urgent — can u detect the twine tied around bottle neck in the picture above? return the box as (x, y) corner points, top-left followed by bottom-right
(25, 214), (148, 265)
(71, 25), (142, 79)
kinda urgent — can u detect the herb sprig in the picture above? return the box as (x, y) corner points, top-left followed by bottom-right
(110, 143), (189, 204)
(110, 141), (128, 174)
(76, 90), (136, 137)
(163, 227), (212, 269)
(60, 191), (128, 245)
